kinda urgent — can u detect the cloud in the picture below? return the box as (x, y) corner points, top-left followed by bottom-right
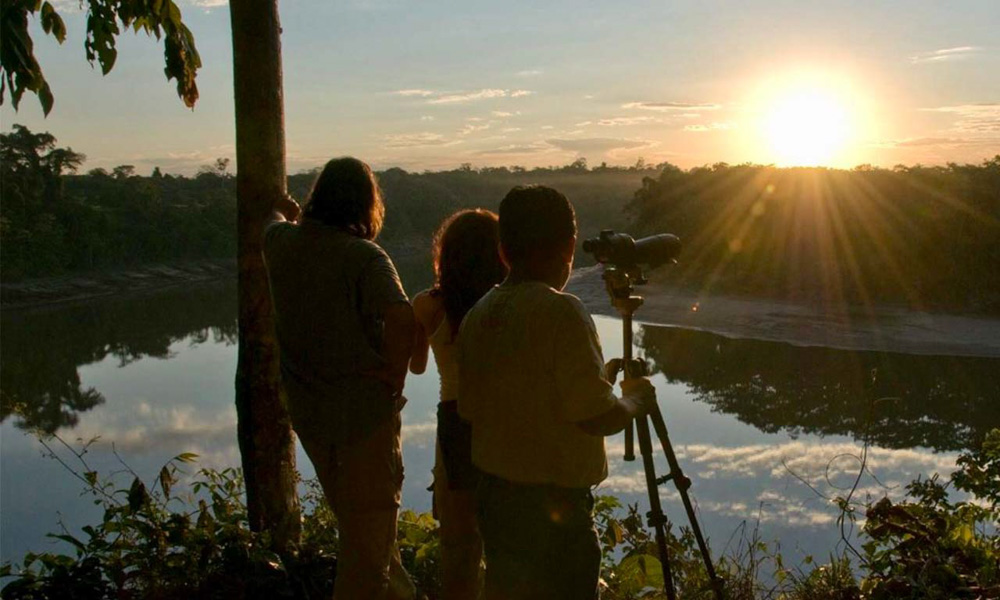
(684, 122), (735, 132)
(475, 142), (552, 156)
(419, 115), (435, 121)
(491, 111), (517, 117)
(516, 69), (543, 77)
(546, 137), (654, 153)
(891, 137), (970, 148)
(383, 132), (458, 148)
(598, 439), (961, 529)
(910, 46), (981, 64)
(401, 421), (436, 448)
(458, 122), (492, 136)
(921, 103), (1000, 133)
(678, 441), (959, 486)
(427, 89), (533, 105)
(392, 89), (436, 97)
(597, 116), (659, 127)
(875, 136), (1000, 149)
(623, 101), (721, 112)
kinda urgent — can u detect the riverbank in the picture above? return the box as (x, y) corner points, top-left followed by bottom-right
(0, 259), (235, 311)
(6, 262), (999, 358)
(568, 265), (1000, 358)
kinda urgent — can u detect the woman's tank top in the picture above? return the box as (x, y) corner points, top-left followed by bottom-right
(429, 316), (460, 402)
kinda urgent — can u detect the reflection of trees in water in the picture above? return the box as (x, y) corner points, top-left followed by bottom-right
(639, 326), (1000, 452)
(1, 281), (237, 434)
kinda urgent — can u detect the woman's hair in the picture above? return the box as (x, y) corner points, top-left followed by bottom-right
(431, 209), (507, 337)
(302, 157), (384, 240)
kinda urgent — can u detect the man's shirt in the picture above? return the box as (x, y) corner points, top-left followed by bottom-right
(457, 280), (616, 488)
(263, 219), (408, 443)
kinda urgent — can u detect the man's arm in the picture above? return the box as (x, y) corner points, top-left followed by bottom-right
(577, 377), (655, 436)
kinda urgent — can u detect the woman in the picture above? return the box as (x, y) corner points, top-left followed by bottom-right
(410, 209), (507, 600)
(264, 157), (415, 600)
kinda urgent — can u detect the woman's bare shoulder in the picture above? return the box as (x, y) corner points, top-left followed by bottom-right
(413, 289), (444, 327)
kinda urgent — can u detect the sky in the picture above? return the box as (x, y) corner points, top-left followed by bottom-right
(2, 0), (999, 175)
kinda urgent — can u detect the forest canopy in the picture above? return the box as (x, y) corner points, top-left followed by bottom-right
(2, 125), (998, 313)
(627, 160), (1000, 313)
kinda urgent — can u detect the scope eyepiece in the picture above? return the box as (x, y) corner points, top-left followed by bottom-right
(583, 229), (681, 268)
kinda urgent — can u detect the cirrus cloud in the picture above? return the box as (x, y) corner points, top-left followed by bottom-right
(396, 89), (536, 105)
(383, 132), (459, 148)
(546, 137), (654, 153)
(623, 101), (721, 112)
(910, 46), (982, 65)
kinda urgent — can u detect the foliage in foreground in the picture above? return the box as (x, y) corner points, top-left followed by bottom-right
(1, 429), (998, 599)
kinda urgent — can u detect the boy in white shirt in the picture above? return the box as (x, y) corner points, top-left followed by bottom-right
(458, 185), (656, 600)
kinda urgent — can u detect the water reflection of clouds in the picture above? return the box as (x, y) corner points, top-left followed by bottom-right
(599, 439), (959, 529)
(679, 441), (958, 484)
(401, 421), (437, 449)
(68, 400), (241, 469)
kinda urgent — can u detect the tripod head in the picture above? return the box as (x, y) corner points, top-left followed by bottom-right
(601, 264), (646, 318)
(583, 229), (680, 318)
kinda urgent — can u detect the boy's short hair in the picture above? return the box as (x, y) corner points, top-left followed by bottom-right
(498, 185), (577, 265)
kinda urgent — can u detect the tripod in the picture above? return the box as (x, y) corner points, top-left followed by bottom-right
(601, 265), (725, 600)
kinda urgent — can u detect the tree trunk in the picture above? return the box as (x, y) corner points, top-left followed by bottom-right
(229, 0), (301, 551)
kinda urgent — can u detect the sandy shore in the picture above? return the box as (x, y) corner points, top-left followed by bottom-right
(568, 266), (1000, 358)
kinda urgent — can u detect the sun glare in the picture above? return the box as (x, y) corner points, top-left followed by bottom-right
(746, 71), (869, 167)
(766, 90), (849, 166)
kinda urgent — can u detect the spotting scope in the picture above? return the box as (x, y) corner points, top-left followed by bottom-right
(582, 230), (681, 269)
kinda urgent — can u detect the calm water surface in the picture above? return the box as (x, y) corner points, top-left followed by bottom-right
(2, 277), (998, 566)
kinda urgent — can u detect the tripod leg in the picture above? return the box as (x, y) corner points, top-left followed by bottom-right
(634, 415), (677, 600)
(648, 405), (725, 600)
(624, 419), (635, 461)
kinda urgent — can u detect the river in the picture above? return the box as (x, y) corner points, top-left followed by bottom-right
(2, 274), (998, 569)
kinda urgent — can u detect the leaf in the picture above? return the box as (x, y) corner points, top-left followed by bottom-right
(616, 554), (665, 595)
(159, 464), (174, 498)
(610, 520), (625, 546)
(174, 452), (199, 463)
(84, 470), (98, 487)
(37, 80), (53, 115)
(127, 477), (149, 512)
(39, 3), (67, 44)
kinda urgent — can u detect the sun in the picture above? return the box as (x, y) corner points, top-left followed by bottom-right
(743, 69), (871, 167)
(765, 90), (849, 166)
(765, 88), (850, 166)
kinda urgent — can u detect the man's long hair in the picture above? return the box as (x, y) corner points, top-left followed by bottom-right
(302, 157), (385, 240)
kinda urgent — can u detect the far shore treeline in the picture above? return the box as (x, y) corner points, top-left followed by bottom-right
(2, 125), (998, 314)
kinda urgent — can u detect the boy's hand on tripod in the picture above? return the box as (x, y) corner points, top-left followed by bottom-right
(620, 377), (656, 416)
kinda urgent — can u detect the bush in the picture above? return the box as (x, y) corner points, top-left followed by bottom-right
(3, 429), (998, 599)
